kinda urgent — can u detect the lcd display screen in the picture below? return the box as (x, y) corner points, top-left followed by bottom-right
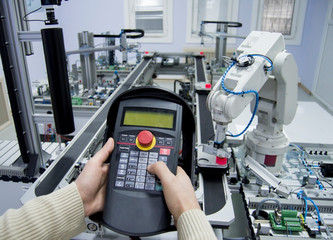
(122, 108), (175, 129)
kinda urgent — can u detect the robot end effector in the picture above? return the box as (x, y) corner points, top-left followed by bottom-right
(41, 0), (65, 25)
(206, 31), (298, 173)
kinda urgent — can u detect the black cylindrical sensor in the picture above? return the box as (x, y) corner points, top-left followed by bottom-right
(41, 28), (75, 134)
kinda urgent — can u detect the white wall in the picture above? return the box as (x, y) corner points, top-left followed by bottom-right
(15, 0), (332, 93)
(237, 0), (329, 91)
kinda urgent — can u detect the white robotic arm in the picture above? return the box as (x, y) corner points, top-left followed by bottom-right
(206, 31), (298, 174)
(208, 55), (269, 124)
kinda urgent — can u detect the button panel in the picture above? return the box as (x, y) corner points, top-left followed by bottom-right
(115, 133), (174, 191)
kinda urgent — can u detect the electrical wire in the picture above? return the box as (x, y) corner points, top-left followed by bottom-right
(303, 196), (322, 223)
(243, 54), (273, 71)
(297, 191), (321, 224)
(219, 60), (259, 138)
(23, 7), (45, 23)
(255, 198), (282, 218)
(319, 179), (333, 188)
(220, 54), (273, 139)
(289, 144), (324, 189)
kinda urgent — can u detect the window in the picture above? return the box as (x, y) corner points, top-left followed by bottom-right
(186, 0), (240, 44)
(125, 0), (172, 43)
(252, 0), (307, 45)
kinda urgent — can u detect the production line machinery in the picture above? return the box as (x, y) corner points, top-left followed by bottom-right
(1, 1), (331, 237)
(196, 32), (333, 239)
(19, 32), (333, 239)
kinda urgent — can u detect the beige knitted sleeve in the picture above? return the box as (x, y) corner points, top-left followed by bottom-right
(0, 182), (86, 240)
(177, 209), (217, 240)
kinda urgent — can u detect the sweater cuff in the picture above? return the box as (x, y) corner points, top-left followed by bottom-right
(24, 182), (86, 239)
(177, 209), (216, 240)
(51, 183), (87, 237)
(0, 182), (86, 240)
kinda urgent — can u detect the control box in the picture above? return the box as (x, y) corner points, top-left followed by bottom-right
(103, 96), (183, 236)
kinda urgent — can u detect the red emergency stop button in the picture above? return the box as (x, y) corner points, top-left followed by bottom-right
(136, 130), (156, 151)
(138, 130), (153, 146)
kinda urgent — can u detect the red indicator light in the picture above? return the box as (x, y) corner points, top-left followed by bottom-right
(144, 51), (149, 54)
(216, 157), (227, 165)
(200, 52), (204, 55)
(205, 83), (212, 89)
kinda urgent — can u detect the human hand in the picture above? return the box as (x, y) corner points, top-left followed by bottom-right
(76, 138), (114, 217)
(147, 161), (200, 222)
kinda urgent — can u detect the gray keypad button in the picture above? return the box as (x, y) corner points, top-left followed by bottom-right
(159, 156), (168, 162)
(139, 157), (148, 164)
(130, 151), (139, 157)
(135, 182), (145, 189)
(157, 138), (165, 145)
(127, 169), (136, 175)
(146, 176), (156, 183)
(128, 163), (137, 169)
(125, 181), (135, 188)
(149, 152), (158, 159)
(148, 158), (157, 164)
(119, 158), (128, 164)
(117, 169), (126, 176)
(126, 175), (135, 181)
(120, 152), (129, 158)
(145, 183), (155, 190)
(116, 176), (125, 181)
(140, 152), (149, 157)
(136, 176), (146, 182)
(165, 138), (173, 146)
(137, 170), (147, 176)
(118, 164), (127, 169)
(115, 181), (124, 187)
(128, 136), (136, 143)
(138, 164), (147, 169)
(129, 157), (138, 163)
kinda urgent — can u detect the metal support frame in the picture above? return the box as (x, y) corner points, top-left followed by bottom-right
(215, 23), (228, 67)
(0, 0), (44, 177)
(200, 21), (242, 68)
(78, 31), (97, 92)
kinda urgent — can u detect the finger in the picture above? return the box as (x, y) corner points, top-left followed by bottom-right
(92, 138), (114, 164)
(147, 161), (174, 183)
(175, 166), (186, 176)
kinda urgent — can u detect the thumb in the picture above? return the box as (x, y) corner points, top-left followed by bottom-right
(147, 161), (174, 183)
(92, 138), (114, 165)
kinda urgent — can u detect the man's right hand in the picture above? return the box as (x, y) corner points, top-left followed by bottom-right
(147, 162), (200, 222)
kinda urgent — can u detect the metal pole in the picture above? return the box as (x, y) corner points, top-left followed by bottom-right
(215, 23), (228, 68)
(78, 31), (97, 93)
(0, 0), (44, 177)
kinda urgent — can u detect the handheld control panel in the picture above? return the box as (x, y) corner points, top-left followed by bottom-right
(103, 97), (183, 236)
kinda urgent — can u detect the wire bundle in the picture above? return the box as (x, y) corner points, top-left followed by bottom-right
(297, 190), (321, 224)
(289, 144), (324, 190)
(219, 54), (273, 138)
